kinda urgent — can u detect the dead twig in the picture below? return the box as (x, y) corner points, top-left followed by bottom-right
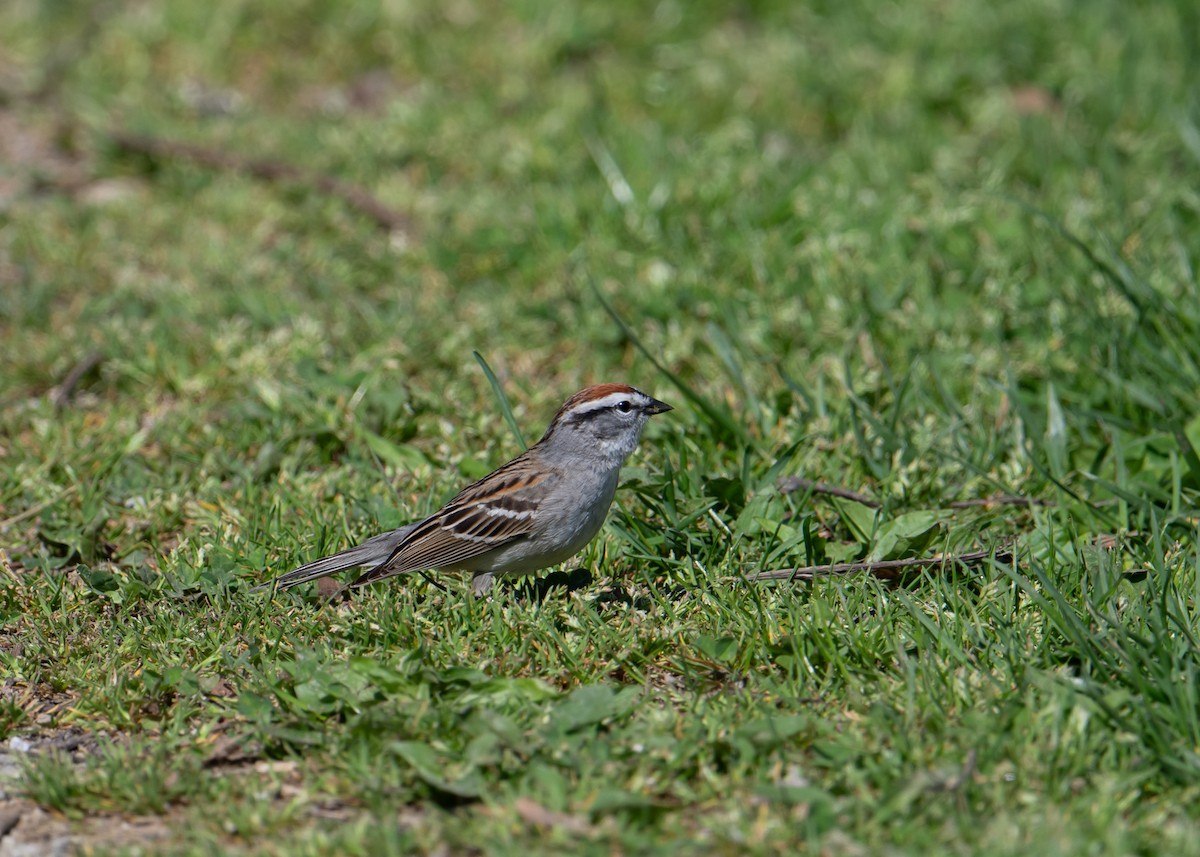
(512, 797), (592, 834)
(749, 547), (1014, 582)
(0, 549), (20, 584)
(949, 494), (1054, 509)
(0, 485), (80, 531)
(777, 477), (1052, 511)
(51, 349), (104, 409)
(776, 476), (880, 508)
(109, 131), (414, 234)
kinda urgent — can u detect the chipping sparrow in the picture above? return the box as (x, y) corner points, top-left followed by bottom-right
(258, 384), (672, 596)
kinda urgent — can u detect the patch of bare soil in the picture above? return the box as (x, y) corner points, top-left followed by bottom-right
(0, 110), (91, 207)
(0, 729), (172, 857)
(0, 725), (389, 855)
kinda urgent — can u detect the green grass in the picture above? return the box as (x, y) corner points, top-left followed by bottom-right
(2, 0), (1200, 853)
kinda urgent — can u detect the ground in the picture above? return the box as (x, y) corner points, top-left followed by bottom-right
(2, 0), (1200, 854)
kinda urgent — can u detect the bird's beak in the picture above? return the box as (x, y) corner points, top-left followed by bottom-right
(645, 397), (673, 416)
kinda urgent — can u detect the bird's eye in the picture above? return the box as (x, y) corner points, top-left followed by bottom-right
(615, 400), (633, 413)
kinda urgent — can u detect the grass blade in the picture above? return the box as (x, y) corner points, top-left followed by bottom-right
(584, 270), (750, 447)
(472, 351), (527, 450)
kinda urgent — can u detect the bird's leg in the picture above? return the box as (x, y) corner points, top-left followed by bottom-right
(417, 570), (448, 593)
(471, 571), (495, 597)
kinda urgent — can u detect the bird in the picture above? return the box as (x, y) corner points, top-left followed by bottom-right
(257, 383), (672, 596)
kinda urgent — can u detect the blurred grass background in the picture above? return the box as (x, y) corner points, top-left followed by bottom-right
(2, 0), (1200, 854)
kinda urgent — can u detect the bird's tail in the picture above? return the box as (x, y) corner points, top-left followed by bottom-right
(254, 525), (415, 592)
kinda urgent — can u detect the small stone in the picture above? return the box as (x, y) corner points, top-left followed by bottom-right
(6, 837), (72, 857)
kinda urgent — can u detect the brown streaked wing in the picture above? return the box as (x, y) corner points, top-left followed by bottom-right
(350, 465), (552, 587)
(351, 526), (526, 587)
(351, 520), (526, 587)
(444, 452), (547, 505)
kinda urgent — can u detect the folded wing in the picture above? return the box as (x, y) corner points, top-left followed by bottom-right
(351, 461), (549, 587)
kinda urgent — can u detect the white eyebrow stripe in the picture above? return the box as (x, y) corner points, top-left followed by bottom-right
(567, 391), (643, 415)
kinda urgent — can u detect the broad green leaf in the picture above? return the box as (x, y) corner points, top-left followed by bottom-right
(753, 517), (798, 542)
(869, 510), (942, 562)
(548, 685), (640, 734)
(391, 741), (484, 798)
(733, 491), (775, 535)
(588, 788), (656, 814)
(823, 541), (864, 564)
(360, 429), (429, 470)
(732, 715), (811, 750)
(236, 692), (274, 722)
(831, 498), (879, 543)
(693, 635), (738, 663)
